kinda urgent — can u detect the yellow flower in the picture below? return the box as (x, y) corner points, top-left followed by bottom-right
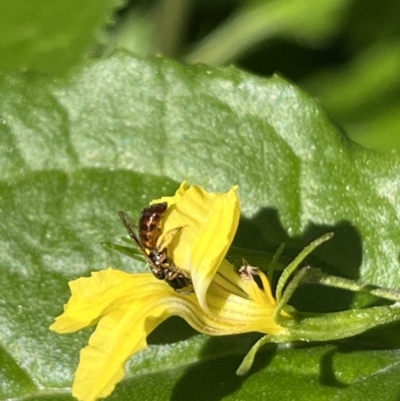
(50, 183), (286, 401)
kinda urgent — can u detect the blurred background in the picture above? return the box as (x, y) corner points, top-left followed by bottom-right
(97, 0), (400, 154)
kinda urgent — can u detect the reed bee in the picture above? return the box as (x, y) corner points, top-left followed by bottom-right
(118, 203), (192, 291)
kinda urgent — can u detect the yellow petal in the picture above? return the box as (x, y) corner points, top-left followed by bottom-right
(52, 269), (176, 401)
(204, 262), (283, 335)
(72, 292), (171, 401)
(206, 282), (282, 335)
(50, 269), (152, 333)
(155, 183), (240, 311)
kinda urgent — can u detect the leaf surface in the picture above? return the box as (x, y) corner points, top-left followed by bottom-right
(1, 53), (400, 400)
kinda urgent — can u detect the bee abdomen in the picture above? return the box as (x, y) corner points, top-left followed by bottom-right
(139, 202), (168, 249)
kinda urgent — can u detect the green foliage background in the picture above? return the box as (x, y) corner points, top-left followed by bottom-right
(1, 1), (400, 400)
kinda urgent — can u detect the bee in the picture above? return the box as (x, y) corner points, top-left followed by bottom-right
(118, 203), (192, 292)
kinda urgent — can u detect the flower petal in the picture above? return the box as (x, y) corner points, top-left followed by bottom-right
(155, 183), (240, 311)
(72, 292), (171, 401)
(50, 269), (152, 333)
(199, 259), (283, 335)
(52, 269), (177, 401)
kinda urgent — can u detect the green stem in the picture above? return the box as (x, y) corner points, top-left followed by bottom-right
(306, 268), (400, 302)
(275, 266), (314, 320)
(184, 0), (346, 65)
(185, 2), (285, 65)
(154, 0), (192, 56)
(236, 335), (275, 376)
(275, 232), (334, 302)
(267, 242), (285, 282)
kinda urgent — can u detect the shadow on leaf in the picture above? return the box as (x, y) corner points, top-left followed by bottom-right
(234, 207), (364, 312)
(171, 334), (277, 401)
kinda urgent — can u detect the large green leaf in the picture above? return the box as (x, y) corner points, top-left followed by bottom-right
(1, 53), (400, 400)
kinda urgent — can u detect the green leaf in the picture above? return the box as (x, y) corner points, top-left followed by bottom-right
(0, 0), (123, 74)
(1, 53), (400, 400)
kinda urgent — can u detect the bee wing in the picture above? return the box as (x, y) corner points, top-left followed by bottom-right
(118, 211), (155, 265)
